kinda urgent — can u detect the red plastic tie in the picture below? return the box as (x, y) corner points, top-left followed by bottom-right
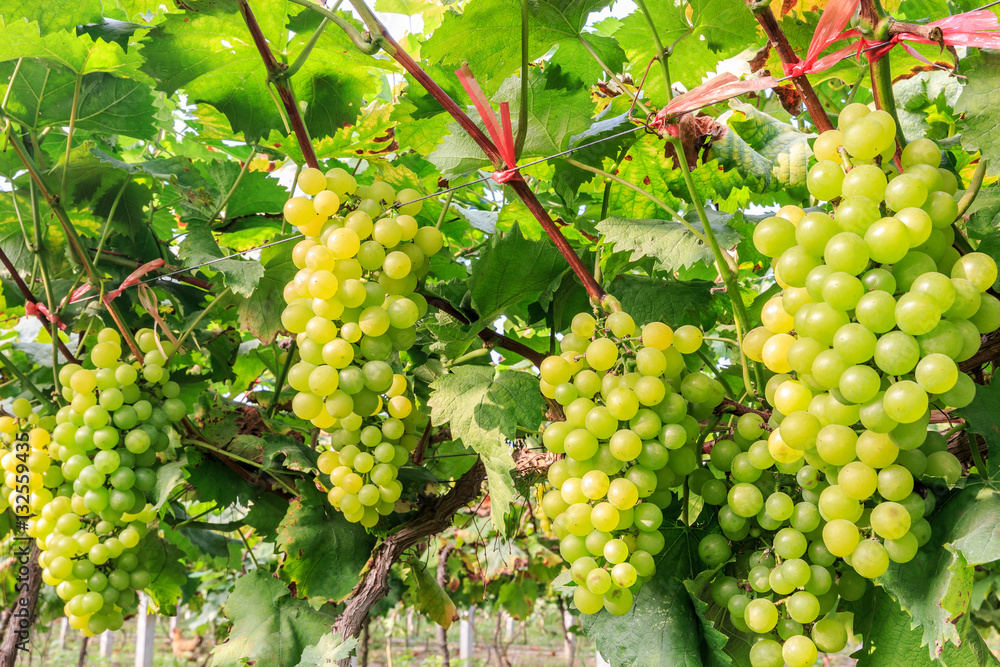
(456, 65), (522, 184)
(103, 259), (165, 306)
(653, 73), (780, 127)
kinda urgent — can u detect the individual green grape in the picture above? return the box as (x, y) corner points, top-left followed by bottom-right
(806, 161), (845, 201)
(885, 174), (928, 211)
(852, 539), (890, 578)
(835, 195), (881, 235)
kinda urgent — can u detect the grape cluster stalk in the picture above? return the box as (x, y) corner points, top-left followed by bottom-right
(280, 169), (444, 528)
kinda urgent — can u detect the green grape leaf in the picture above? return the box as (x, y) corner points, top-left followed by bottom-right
(428, 365), (545, 533)
(154, 459), (188, 509)
(0, 19), (146, 75)
(849, 586), (998, 667)
(263, 433), (321, 474)
(391, 65), (468, 155)
(140, 5), (379, 142)
(162, 524), (241, 569)
(467, 223), (568, 330)
(244, 488), (291, 541)
(237, 240), (297, 344)
(178, 227), (265, 298)
(611, 0), (751, 103)
(955, 382), (1000, 482)
(708, 101), (813, 192)
(406, 562), (458, 628)
(608, 137), (749, 220)
(607, 274), (720, 330)
(275, 484), (376, 609)
(0, 62), (157, 137)
(422, 0), (614, 94)
(139, 532), (189, 614)
(295, 634), (358, 667)
(2, 0), (104, 34)
(210, 571), (337, 667)
(956, 51), (1000, 177)
(580, 524), (720, 667)
(597, 215), (739, 272)
(944, 483), (1000, 565)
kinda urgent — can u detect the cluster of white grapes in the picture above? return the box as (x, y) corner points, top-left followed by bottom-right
(281, 168), (442, 527)
(537, 311), (717, 616)
(698, 104), (1000, 667)
(24, 329), (184, 636)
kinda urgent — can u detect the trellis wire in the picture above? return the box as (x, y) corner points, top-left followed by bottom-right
(65, 124), (647, 307)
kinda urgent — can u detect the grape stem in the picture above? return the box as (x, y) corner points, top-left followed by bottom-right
(957, 160), (989, 218)
(719, 397), (771, 420)
(266, 338), (297, 419)
(422, 295), (547, 367)
(696, 348), (735, 400)
(181, 436), (298, 497)
(238, 0), (320, 169)
(515, 0), (530, 159)
(628, 5), (761, 402)
(167, 287), (231, 365)
(743, 0), (834, 133)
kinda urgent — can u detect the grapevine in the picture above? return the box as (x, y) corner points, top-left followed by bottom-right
(3, 0), (1000, 664)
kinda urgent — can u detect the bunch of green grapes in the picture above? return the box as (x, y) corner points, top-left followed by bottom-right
(315, 371), (427, 528)
(695, 105), (1000, 667)
(30, 328), (184, 636)
(537, 310), (720, 616)
(280, 168), (443, 526)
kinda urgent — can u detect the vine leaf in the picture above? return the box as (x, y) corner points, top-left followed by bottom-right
(275, 484), (376, 609)
(849, 586), (998, 666)
(210, 571), (338, 667)
(237, 241), (297, 344)
(1, 0), (104, 34)
(422, 0), (616, 95)
(956, 50), (1000, 177)
(295, 633), (359, 667)
(468, 223), (568, 332)
(139, 532), (189, 614)
(955, 382), (1000, 482)
(140, 4), (379, 142)
(607, 274), (721, 330)
(597, 215), (739, 272)
(0, 19), (145, 76)
(428, 365), (545, 534)
(877, 479), (1000, 659)
(178, 227), (265, 298)
(0, 61), (157, 138)
(708, 101), (813, 192)
(406, 562), (458, 628)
